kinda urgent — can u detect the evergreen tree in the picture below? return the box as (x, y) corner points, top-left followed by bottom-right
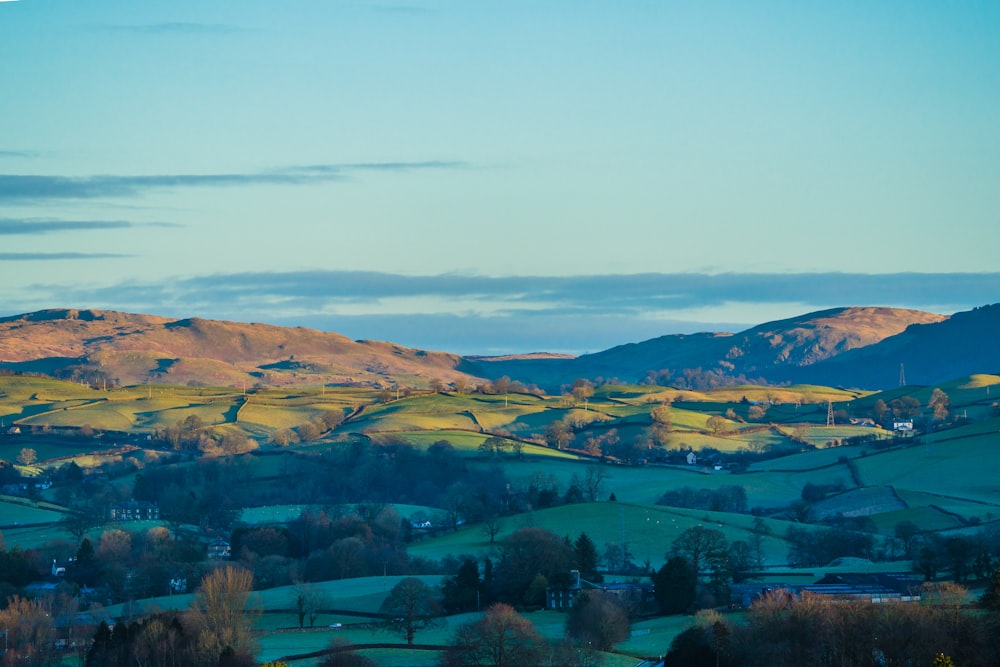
(980, 567), (1000, 612)
(480, 557), (496, 606)
(574, 532), (603, 583)
(442, 558), (481, 613)
(85, 621), (114, 667)
(653, 556), (697, 614)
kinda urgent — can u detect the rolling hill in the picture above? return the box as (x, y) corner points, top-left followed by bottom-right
(0, 309), (479, 388)
(776, 303), (1000, 388)
(468, 306), (949, 390)
(0, 304), (995, 390)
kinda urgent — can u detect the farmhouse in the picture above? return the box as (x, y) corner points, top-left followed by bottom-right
(207, 538), (231, 559)
(108, 500), (159, 521)
(546, 569), (654, 610)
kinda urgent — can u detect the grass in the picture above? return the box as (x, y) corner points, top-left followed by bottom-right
(407, 501), (798, 568)
(853, 431), (1000, 505)
(747, 442), (870, 472)
(482, 457), (854, 509)
(255, 606), (658, 666)
(0, 496), (71, 524)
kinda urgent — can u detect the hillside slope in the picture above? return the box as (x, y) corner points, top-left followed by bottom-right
(779, 303), (1000, 388)
(0, 309), (479, 388)
(469, 307), (945, 389)
(2, 304), (992, 391)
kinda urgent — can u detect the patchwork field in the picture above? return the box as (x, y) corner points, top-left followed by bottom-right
(3, 373), (1000, 665)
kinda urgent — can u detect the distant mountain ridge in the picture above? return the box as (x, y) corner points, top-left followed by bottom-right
(0, 309), (477, 388)
(777, 303), (1000, 388)
(468, 306), (950, 389)
(0, 305), (995, 390)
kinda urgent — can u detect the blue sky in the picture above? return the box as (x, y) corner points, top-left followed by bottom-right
(2, 1), (998, 354)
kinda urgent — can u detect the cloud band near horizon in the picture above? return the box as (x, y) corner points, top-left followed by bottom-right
(3, 270), (996, 354)
(0, 161), (468, 201)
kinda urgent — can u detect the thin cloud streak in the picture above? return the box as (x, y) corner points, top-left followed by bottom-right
(142, 270), (1000, 312)
(17, 270), (1000, 316)
(0, 252), (132, 260)
(0, 162), (469, 201)
(0, 219), (129, 234)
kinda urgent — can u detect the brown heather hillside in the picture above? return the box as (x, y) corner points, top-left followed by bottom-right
(779, 303), (1000, 389)
(2, 305), (987, 392)
(0, 309), (482, 388)
(469, 307), (946, 389)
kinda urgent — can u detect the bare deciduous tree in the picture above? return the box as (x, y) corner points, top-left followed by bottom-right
(379, 577), (441, 645)
(188, 566), (258, 663)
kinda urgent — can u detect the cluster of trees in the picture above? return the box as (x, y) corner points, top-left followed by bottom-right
(131, 440), (510, 531)
(784, 524), (876, 567)
(652, 521), (772, 615)
(269, 410), (344, 446)
(911, 530), (998, 583)
(442, 597), (628, 667)
(379, 535), (631, 662)
(862, 388), (954, 427)
(477, 435), (524, 459)
(0, 593), (85, 666)
(657, 485), (749, 513)
(666, 583), (1000, 667)
(640, 367), (768, 391)
(295, 506), (411, 583)
(437, 528), (604, 613)
(83, 566), (259, 667)
(0, 566), (256, 667)
(0, 536), (36, 600)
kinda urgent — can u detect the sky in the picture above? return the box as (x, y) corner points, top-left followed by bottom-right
(2, 1), (999, 355)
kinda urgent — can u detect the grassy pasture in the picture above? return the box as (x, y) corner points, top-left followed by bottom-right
(20, 401), (139, 430)
(145, 400), (243, 429)
(793, 425), (891, 446)
(470, 405), (549, 431)
(0, 434), (124, 464)
(866, 505), (966, 534)
(379, 429), (581, 460)
(0, 496), (71, 524)
(747, 443), (868, 472)
(104, 574), (448, 623)
(928, 416), (1000, 441)
(853, 432), (1000, 505)
(892, 489), (1000, 526)
(0, 375), (102, 401)
(489, 458), (854, 508)
(239, 504), (319, 524)
(407, 501), (798, 567)
(0, 522), (76, 549)
(350, 405), (480, 432)
(237, 402), (330, 430)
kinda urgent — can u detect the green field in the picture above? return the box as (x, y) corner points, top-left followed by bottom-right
(0, 496), (71, 525)
(5, 374), (1000, 665)
(407, 501), (798, 567)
